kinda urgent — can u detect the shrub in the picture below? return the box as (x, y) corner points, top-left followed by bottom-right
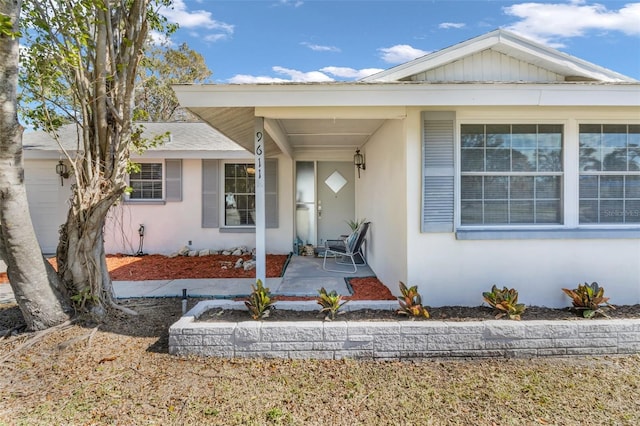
(317, 287), (348, 320)
(245, 279), (274, 320)
(397, 282), (430, 318)
(562, 282), (614, 318)
(482, 285), (526, 320)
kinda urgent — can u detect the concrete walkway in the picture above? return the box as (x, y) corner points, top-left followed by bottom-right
(0, 255), (376, 303)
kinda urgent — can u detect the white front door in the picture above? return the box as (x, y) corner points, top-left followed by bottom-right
(317, 161), (355, 245)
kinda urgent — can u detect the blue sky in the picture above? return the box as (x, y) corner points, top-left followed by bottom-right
(157, 0), (640, 82)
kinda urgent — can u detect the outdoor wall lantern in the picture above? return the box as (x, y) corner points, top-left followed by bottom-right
(353, 149), (366, 178)
(55, 160), (69, 186)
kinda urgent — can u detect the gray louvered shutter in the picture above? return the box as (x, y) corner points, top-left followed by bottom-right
(422, 112), (455, 232)
(265, 158), (278, 228)
(202, 159), (219, 228)
(165, 159), (182, 202)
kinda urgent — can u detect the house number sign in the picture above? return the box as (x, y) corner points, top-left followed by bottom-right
(255, 130), (264, 189)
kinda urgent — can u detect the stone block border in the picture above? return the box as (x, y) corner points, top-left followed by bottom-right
(169, 300), (640, 360)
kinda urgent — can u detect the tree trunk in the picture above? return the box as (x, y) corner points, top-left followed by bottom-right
(0, 0), (71, 330)
(56, 182), (122, 315)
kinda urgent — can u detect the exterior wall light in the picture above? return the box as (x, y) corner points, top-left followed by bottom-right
(354, 149), (366, 178)
(55, 160), (69, 186)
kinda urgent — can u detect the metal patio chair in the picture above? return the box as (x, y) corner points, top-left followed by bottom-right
(322, 221), (370, 273)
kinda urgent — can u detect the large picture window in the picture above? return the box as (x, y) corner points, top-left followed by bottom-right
(579, 124), (640, 224)
(129, 162), (163, 200)
(460, 124), (563, 225)
(224, 163), (256, 226)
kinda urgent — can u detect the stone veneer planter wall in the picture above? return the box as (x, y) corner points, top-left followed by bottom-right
(169, 301), (640, 360)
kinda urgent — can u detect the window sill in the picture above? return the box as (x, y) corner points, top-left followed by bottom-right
(124, 200), (166, 205)
(220, 227), (255, 234)
(456, 228), (640, 240)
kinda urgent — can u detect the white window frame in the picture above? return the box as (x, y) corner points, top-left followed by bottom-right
(126, 161), (164, 202)
(457, 121), (565, 230)
(577, 122), (640, 227)
(221, 161), (256, 228)
(455, 119), (640, 239)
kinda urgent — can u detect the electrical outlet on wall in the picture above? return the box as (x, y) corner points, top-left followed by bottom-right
(188, 240), (192, 246)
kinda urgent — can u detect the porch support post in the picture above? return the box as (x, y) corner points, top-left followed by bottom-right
(254, 117), (266, 283)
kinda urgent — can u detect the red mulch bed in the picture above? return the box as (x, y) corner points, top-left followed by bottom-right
(0, 254), (395, 300)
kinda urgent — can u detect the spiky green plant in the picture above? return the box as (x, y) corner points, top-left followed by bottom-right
(482, 285), (526, 320)
(562, 282), (614, 318)
(317, 287), (348, 320)
(245, 279), (274, 320)
(397, 282), (430, 318)
(345, 218), (367, 231)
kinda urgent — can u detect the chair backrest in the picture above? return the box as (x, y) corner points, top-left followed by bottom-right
(347, 221), (370, 254)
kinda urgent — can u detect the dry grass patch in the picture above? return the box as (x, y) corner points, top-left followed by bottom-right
(2, 299), (640, 425)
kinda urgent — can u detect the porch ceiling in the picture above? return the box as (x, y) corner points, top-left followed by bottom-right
(188, 106), (385, 158)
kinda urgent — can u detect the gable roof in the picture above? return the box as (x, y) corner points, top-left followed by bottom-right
(361, 29), (636, 83)
(23, 121), (251, 160)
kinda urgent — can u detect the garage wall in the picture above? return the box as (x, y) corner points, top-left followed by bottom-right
(24, 160), (72, 254)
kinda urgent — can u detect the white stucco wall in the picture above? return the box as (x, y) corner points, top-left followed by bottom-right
(104, 156), (293, 255)
(406, 106), (640, 308)
(356, 118), (408, 293)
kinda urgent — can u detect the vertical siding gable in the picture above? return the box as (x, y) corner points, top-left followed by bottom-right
(410, 49), (564, 82)
(422, 112), (455, 233)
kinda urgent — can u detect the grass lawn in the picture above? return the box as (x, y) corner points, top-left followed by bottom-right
(1, 298), (640, 425)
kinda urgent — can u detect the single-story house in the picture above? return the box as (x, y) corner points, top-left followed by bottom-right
(23, 29), (639, 308)
(23, 121), (267, 255)
(169, 29), (640, 307)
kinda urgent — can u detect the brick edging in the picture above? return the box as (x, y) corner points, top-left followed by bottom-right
(169, 301), (640, 359)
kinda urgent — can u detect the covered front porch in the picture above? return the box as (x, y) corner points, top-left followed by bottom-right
(173, 83), (412, 293)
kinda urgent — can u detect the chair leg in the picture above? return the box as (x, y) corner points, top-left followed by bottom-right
(322, 250), (357, 273)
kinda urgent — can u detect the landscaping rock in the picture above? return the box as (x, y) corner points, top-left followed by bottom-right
(222, 250), (232, 256)
(199, 249), (210, 257)
(243, 261), (256, 271)
(234, 258), (244, 269)
(231, 248), (243, 256)
(178, 246), (190, 256)
(188, 250), (198, 257)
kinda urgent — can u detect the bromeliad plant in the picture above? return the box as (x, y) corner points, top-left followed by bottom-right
(317, 287), (348, 320)
(562, 282), (615, 318)
(245, 279), (274, 320)
(482, 285), (527, 320)
(397, 282), (430, 318)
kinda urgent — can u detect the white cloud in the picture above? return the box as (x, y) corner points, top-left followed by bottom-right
(227, 65), (385, 83)
(320, 66), (384, 79)
(159, 0), (234, 41)
(275, 0), (304, 7)
(228, 74), (289, 84)
(272, 66), (334, 82)
(378, 44), (430, 64)
(301, 42), (341, 52)
(439, 22), (465, 29)
(228, 66), (334, 83)
(504, 1), (640, 47)
(148, 30), (173, 47)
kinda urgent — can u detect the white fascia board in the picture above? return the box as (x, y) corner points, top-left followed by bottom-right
(175, 83), (640, 108)
(496, 36), (634, 82)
